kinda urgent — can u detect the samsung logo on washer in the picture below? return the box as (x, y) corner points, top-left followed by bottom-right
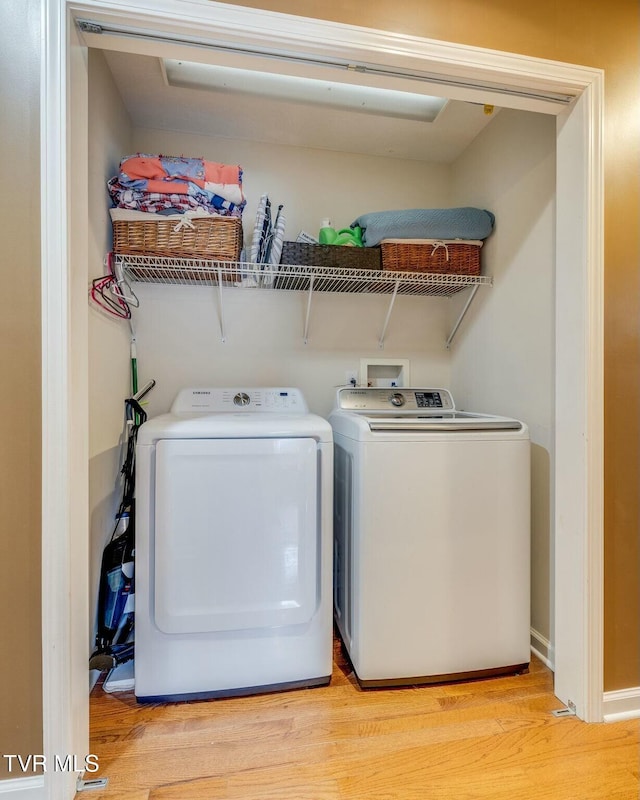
(192, 391), (212, 395)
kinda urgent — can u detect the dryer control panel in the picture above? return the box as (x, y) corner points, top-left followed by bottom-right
(337, 387), (454, 413)
(171, 387), (308, 414)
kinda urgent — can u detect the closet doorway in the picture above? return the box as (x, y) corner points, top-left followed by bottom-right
(41, 2), (604, 794)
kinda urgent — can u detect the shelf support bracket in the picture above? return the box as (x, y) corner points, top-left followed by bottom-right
(446, 284), (480, 349)
(215, 264), (226, 343)
(378, 280), (400, 349)
(303, 274), (315, 344)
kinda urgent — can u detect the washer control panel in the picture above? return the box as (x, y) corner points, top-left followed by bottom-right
(171, 388), (308, 414)
(337, 387), (454, 412)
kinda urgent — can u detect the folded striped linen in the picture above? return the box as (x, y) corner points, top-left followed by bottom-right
(109, 153), (246, 217)
(351, 207), (495, 247)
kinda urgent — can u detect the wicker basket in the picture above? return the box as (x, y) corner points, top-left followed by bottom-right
(280, 241), (381, 270)
(111, 213), (243, 261)
(276, 241), (381, 291)
(380, 239), (482, 276)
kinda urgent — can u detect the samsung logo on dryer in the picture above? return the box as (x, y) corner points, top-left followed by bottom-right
(192, 391), (212, 395)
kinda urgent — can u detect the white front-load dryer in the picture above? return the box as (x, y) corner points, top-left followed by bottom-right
(134, 387), (333, 702)
(330, 387), (531, 688)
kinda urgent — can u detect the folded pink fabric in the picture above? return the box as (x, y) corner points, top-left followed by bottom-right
(110, 153), (246, 215)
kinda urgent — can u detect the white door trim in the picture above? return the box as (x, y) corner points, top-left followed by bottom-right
(41, 1), (604, 794)
(41, 2), (80, 799)
(553, 81), (604, 723)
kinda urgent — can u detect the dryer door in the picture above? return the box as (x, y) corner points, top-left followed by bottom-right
(153, 437), (319, 634)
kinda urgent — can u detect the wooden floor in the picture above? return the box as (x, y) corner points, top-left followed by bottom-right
(84, 638), (639, 799)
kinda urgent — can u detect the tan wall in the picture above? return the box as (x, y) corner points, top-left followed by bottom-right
(216, 0), (640, 690)
(0, 0), (42, 778)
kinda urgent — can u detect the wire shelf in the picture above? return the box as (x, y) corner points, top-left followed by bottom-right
(117, 256), (492, 298)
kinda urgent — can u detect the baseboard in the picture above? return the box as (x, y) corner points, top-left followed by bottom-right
(0, 776), (45, 798)
(528, 630), (639, 722)
(603, 686), (640, 722)
(530, 627), (554, 670)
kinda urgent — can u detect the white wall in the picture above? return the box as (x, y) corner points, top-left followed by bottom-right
(449, 108), (556, 648)
(88, 51), (134, 454)
(87, 50), (134, 655)
(133, 127), (453, 247)
(129, 127), (456, 418)
(130, 285), (452, 418)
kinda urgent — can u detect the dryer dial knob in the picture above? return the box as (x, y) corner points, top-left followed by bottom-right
(233, 392), (251, 406)
(390, 392), (406, 407)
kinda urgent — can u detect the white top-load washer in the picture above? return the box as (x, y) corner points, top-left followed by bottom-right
(329, 387), (530, 688)
(135, 387), (333, 702)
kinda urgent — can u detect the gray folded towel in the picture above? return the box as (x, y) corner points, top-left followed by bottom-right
(352, 207), (495, 247)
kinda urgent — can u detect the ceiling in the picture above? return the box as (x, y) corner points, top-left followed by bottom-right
(103, 51), (499, 164)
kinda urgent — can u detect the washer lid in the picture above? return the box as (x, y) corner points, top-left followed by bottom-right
(365, 412), (523, 432)
(330, 387), (527, 439)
